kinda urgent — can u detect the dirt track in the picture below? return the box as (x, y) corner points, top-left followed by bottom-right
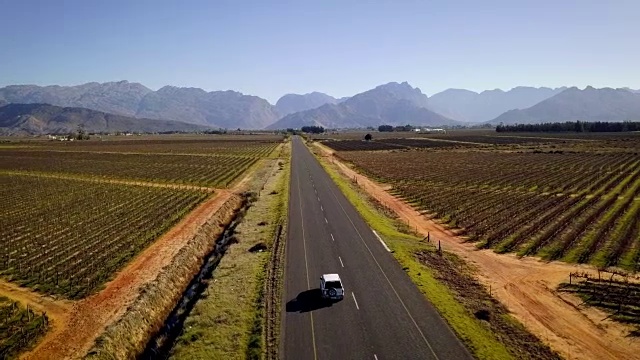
(314, 142), (640, 360)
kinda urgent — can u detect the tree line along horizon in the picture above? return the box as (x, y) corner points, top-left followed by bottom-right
(293, 121), (640, 135)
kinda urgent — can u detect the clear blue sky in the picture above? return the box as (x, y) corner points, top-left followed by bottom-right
(0, 0), (637, 103)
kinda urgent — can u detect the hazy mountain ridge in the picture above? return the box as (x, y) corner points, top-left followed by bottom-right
(267, 82), (457, 129)
(136, 86), (279, 129)
(427, 86), (567, 122)
(275, 92), (346, 116)
(0, 81), (279, 129)
(0, 81), (153, 117)
(489, 87), (640, 124)
(2, 81), (638, 130)
(0, 103), (210, 135)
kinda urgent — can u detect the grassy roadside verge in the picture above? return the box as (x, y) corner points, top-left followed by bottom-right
(261, 142), (290, 360)
(168, 142), (290, 360)
(308, 144), (559, 360)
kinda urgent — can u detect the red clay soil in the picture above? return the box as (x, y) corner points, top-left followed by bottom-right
(314, 142), (640, 360)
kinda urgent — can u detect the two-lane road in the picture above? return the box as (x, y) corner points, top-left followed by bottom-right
(283, 136), (472, 360)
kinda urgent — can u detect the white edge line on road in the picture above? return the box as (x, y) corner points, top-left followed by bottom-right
(352, 292), (359, 310)
(339, 256), (344, 267)
(331, 233), (335, 242)
(372, 230), (392, 252)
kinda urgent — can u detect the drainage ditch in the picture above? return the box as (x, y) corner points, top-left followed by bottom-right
(139, 193), (254, 359)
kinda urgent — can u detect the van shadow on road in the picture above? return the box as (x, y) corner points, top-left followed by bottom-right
(286, 288), (336, 313)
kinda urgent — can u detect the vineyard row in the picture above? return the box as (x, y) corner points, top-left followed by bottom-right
(0, 174), (209, 298)
(339, 150), (640, 270)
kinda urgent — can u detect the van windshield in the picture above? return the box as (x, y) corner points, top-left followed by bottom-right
(325, 281), (342, 289)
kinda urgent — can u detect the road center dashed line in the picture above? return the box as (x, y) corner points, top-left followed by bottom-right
(374, 355), (379, 360)
(352, 292), (360, 310)
(320, 205), (323, 211)
(325, 217), (328, 224)
(339, 256), (344, 267)
(331, 233), (335, 242)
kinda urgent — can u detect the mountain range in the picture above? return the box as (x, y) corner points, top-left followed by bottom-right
(0, 81), (279, 129)
(490, 87), (640, 124)
(0, 81), (639, 131)
(267, 82), (456, 129)
(0, 103), (209, 135)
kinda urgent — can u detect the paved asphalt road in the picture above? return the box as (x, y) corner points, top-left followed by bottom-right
(282, 136), (473, 360)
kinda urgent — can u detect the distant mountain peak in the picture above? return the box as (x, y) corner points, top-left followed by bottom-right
(157, 85), (207, 94)
(480, 89), (505, 94)
(275, 92), (342, 116)
(428, 86), (568, 122)
(268, 82), (457, 130)
(375, 81), (416, 92)
(363, 81), (429, 108)
(489, 86), (640, 124)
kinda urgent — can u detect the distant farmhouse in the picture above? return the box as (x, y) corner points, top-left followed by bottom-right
(414, 128), (446, 134)
(47, 135), (74, 141)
